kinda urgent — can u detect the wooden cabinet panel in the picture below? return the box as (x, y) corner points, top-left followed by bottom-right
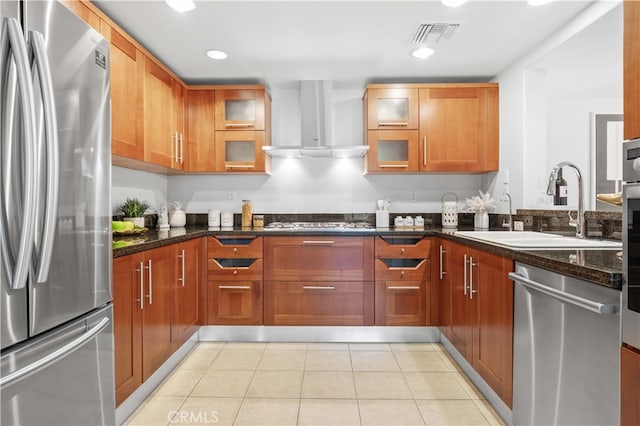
(171, 80), (186, 170)
(207, 281), (263, 325)
(375, 236), (431, 258)
(214, 131), (266, 172)
(375, 281), (427, 326)
(187, 90), (215, 172)
(470, 250), (513, 408)
(433, 239), (451, 338)
(419, 86), (498, 172)
(144, 57), (174, 168)
(112, 255), (142, 407)
(366, 130), (419, 173)
(621, 344), (640, 425)
(374, 258), (430, 281)
(624, 1), (640, 140)
(105, 25), (144, 161)
(172, 238), (203, 349)
(447, 241), (472, 359)
(208, 235), (263, 258)
(264, 236), (374, 281)
(366, 87), (419, 130)
(215, 89), (266, 131)
(207, 258), (264, 281)
(264, 281), (374, 325)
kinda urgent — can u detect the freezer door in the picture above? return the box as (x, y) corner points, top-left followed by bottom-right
(0, 305), (115, 426)
(24, 0), (112, 336)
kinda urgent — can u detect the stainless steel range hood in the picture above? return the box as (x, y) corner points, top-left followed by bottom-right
(263, 81), (369, 158)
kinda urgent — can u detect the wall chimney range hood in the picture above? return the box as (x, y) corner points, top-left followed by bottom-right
(262, 80), (369, 158)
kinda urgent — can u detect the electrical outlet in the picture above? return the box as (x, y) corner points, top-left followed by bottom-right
(514, 221), (524, 231)
(227, 191), (236, 203)
(410, 192), (416, 202)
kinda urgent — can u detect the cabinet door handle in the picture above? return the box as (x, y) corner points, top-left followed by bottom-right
(303, 286), (336, 290)
(179, 249), (185, 287)
(379, 122), (408, 126)
(463, 254), (468, 296)
(219, 285), (251, 290)
(469, 257), (477, 299)
(146, 259), (153, 305)
(136, 261), (144, 310)
(225, 123), (254, 128)
(302, 240), (335, 245)
(173, 131), (179, 161)
(226, 165), (254, 169)
(378, 164), (409, 169)
(179, 133), (184, 164)
(423, 136), (427, 166)
(388, 286), (420, 290)
(439, 245), (446, 279)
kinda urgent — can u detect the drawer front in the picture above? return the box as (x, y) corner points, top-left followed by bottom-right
(375, 236), (431, 258)
(264, 281), (374, 326)
(374, 280), (427, 326)
(374, 258), (430, 281)
(208, 258), (263, 281)
(264, 236), (374, 281)
(208, 236), (263, 258)
(207, 280), (263, 325)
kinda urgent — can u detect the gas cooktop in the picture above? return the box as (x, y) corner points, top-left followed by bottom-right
(264, 221), (374, 231)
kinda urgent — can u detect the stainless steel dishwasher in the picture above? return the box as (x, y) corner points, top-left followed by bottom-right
(509, 262), (621, 426)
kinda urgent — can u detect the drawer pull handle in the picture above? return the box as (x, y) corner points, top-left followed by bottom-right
(303, 286), (336, 290)
(378, 164), (409, 169)
(388, 286), (420, 290)
(233, 247), (238, 253)
(379, 122), (408, 126)
(233, 270), (238, 275)
(400, 271), (405, 277)
(219, 285), (251, 289)
(226, 165), (254, 169)
(225, 123), (254, 128)
(387, 259), (427, 271)
(400, 247), (405, 254)
(302, 240), (335, 245)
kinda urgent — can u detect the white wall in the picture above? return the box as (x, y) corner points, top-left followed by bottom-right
(112, 166), (168, 214)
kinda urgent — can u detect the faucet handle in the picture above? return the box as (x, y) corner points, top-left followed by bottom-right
(568, 210), (578, 228)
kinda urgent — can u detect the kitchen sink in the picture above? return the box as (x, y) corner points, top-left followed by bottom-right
(455, 231), (622, 249)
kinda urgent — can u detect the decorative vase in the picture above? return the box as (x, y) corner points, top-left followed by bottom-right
(169, 201), (186, 227)
(124, 217), (145, 228)
(474, 210), (489, 230)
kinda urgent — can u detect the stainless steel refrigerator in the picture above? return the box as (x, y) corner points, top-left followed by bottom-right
(0, 1), (114, 425)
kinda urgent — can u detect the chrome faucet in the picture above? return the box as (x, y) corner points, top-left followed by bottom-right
(500, 192), (512, 231)
(546, 161), (585, 238)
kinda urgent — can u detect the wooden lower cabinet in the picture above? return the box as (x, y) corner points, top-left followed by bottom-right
(375, 281), (428, 326)
(172, 238), (204, 349)
(207, 281), (263, 324)
(446, 240), (514, 408)
(264, 281), (374, 325)
(621, 344), (640, 425)
(432, 238), (451, 337)
(113, 238), (204, 406)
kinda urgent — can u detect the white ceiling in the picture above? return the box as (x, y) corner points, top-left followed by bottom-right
(94, 0), (596, 89)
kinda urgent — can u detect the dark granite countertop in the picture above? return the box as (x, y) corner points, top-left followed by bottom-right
(113, 226), (622, 289)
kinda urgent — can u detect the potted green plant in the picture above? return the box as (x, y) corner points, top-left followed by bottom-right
(117, 197), (150, 228)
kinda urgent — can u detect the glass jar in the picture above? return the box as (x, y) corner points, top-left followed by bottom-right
(241, 200), (253, 228)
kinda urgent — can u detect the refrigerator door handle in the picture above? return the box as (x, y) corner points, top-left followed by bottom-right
(28, 30), (59, 284)
(0, 316), (110, 389)
(0, 17), (38, 291)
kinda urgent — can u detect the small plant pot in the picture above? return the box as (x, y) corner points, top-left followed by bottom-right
(124, 217), (145, 228)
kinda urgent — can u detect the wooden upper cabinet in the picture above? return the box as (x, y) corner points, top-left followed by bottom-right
(419, 86), (499, 172)
(60, 0), (100, 31)
(215, 89), (266, 131)
(366, 130), (419, 173)
(143, 57), (175, 168)
(366, 87), (419, 130)
(215, 131), (266, 172)
(187, 90), (216, 172)
(103, 24), (144, 161)
(624, 1), (640, 140)
(171, 81), (186, 170)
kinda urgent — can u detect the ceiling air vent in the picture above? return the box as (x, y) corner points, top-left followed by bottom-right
(411, 23), (460, 45)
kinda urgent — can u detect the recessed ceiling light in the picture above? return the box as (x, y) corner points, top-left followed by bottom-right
(411, 47), (435, 59)
(528, 0), (553, 5)
(206, 49), (228, 60)
(165, 0), (195, 12)
(441, 0), (469, 7)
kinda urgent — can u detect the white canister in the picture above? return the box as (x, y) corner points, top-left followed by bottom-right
(394, 216), (405, 227)
(376, 210), (390, 228)
(208, 209), (221, 227)
(221, 212), (234, 228)
(441, 192), (459, 229)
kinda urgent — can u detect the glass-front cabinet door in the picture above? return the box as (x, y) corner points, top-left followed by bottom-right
(215, 131), (266, 172)
(366, 87), (418, 130)
(215, 89), (266, 131)
(366, 130), (419, 172)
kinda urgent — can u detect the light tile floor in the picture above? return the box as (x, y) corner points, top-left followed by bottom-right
(125, 342), (505, 426)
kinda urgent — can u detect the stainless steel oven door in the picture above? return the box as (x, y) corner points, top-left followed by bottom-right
(623, 182), (640, 348)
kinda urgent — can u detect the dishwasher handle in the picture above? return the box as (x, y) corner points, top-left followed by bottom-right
(508, 272), (618, 315)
